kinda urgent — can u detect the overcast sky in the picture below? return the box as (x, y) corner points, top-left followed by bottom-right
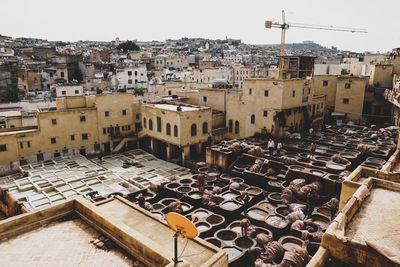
(1, 0), (399, 53)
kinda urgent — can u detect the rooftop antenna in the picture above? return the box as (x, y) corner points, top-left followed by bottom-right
(165, 212), (198, 266)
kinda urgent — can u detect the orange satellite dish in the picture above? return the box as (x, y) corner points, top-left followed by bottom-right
(166, 212), (198, 239)
(165, 212), (198, 265)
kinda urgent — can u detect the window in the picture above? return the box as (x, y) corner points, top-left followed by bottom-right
(149, 119), (153, 130)
(157, 117), (162, 132)
(0, 144), (7, 152)
(203, 96), (207, 102)
(51, 137), (56, 144)
(345, 83), (351, 89)
(27, 141), (31, 148)
(62, 90), (66, 95)
(249, 88), (252, 95)
(136, 113), (140, 119)
(343, 98), (350, 104)
(20, 142), (23, 149)
(251, 115), (255, 124)
(128, 71), (132, 76)
(75, 90), (79, 94)
(323, 80), (329, 86)
(122, 109), (127, 116)
(127, 125), (131, 131)
(80, 116), (86, 122)
(82, 134), (88, 140)
(174, 125), (178, 137)
(264, 90), (269, 97)
(134, 71), (138, 76)
(71, 135), (75, 141)
(166, 123), (171, 135)
(122, 126), (125, 131)
(235, 121), (239, 134)
(51, 119), (57, 125)
(105, 111), (109, 117)
(128, 79), (132, 84)
(202, 122), (208, 134)
(143, 118), (146, 128)
(191, 124), (197, 136)
(61, 72), (64, 78)
(264, 111), (268, 117)
(292, 90), (296, 97)
(103, 128), (106, 134)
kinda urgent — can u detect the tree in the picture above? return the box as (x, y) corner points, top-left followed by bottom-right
(116, 41), (140, 52)
(0, 87), (19, 103)
(341, 68), (349, 75)
(133, 88), (144, 96)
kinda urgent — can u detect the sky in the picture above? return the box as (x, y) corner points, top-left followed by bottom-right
(1, 0), (399, 53)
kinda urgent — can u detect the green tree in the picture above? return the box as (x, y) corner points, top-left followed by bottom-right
(341, 68), (349, 75)
(0, 87), (19, 103)
(116, 41), (140, 52)
(133, 88), (144, 96)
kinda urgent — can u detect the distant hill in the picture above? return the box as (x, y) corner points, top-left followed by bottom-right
(258, 41), (337, 52)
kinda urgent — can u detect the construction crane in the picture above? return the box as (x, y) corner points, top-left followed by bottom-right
(265, 10), (368, 76)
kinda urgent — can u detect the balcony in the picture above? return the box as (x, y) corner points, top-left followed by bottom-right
(384, 89), (400, 108)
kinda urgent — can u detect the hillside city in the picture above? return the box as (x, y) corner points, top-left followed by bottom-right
(0, 32), (399, 267)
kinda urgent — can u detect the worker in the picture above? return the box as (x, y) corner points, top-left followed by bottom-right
(310, 142), (316, 159)
(241, 191), (250, 215)
(309, 127), (314, 136)
(267, 139), (275, 157)
(138, 193), (145, 208)
(197, 173), (206, 192)
(277, 141), (282, 155)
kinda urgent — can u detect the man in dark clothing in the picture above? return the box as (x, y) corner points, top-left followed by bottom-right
(207, 133), (212, 148)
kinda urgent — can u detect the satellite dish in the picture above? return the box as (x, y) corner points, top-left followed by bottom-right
(165, 212), (198, 265)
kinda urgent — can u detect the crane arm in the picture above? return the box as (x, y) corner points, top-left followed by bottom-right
(289, 23), (367, 33)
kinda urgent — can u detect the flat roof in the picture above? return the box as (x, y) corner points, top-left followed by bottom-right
(0, 110), (21, 117)
(0, 128), (37, 136)
(154, 104), (201, 111)
(0, 217), (140, 266)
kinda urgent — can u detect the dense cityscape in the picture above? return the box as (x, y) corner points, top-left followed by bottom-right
(0, 7), (400, 267)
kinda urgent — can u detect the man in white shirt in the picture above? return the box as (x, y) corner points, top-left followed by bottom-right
(267, 139), (275, 157)
(277, 142), (282, 155)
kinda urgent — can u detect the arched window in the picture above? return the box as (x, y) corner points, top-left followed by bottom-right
(251, 114), (255, 124)
(191, 124), (197, 136)
(235, 120), (239, 134)
(149, 119), (153, 131)
(202, 122), (208, 134)
(174, 125), (178, 137)
(166, 123), (171, 136)
(228, 120), (233, 133)
(143, 117), (146, 128)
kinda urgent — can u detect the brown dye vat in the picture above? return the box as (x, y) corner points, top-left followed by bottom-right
(177, 186), (192, 193)
(326, 163), (346, 173)
(311, 161), (326, 167)
(247, 208), (269, 221)
(267, 180), (283, 192)
(180, 178), (193, 184)
(361, 162), (381, 169)
(316, 207), (331, 217)
(220, 201), (240, 211)
(310, 215), (330, 230)
(205, 237), (222, 248)
(257, 202), (276, 214)
(152, 203), (165, 210)
(216, 229), (237, 241)
(326, 174), (340, 181)
(268, 193), (282, 205)
(275, 206), (290, 217)
(279, 236), (305, 251)
(366, 157), (385, 165)
(314, 156), (331, 162)
(196, 222), (211, 232)
(288, 165), (305, 172)
(206, 214), (224, 225)
(246, 187), (262, 195)
(299, 153), (309, 158)
(235, 236), (255, 249)
(161, 198), (177, 206)
(297, 158), (311, 163)
(166, 182), (180, 189)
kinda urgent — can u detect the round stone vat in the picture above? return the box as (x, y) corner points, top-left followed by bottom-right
(234, 236), (256, 250)
(278, 235), (305, 251)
